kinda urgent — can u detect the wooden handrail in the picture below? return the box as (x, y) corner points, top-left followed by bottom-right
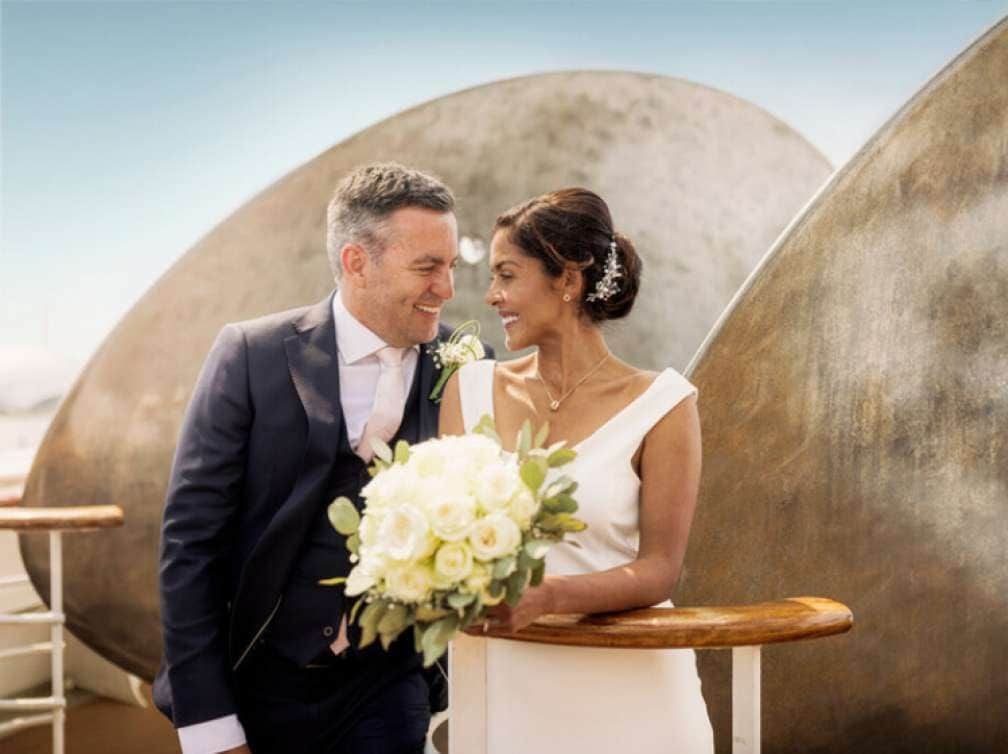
(483, 596), (852, 649)
(0, 505), (124, 531)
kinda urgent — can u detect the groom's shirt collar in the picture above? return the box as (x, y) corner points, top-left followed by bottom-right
(331, 290), (421, 449)
(332, 290), (419, 363)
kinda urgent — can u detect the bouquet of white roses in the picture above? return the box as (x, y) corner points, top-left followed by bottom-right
(325, 416), (585, 666)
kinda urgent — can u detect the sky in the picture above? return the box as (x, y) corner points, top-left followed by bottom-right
(2, 0), (1007, 366)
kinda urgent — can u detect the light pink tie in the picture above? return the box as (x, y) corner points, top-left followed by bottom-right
(355, 346), (406, 463)
(335, 347), (405, 655)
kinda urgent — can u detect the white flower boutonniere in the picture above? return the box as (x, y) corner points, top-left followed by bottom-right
(428, 320), (485, 403)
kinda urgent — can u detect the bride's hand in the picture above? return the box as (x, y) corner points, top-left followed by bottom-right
(482, 582), (556, 633)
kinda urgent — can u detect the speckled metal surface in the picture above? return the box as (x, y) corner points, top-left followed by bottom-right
(681, 19), (1008, 753)
(19, 71), (829, 680)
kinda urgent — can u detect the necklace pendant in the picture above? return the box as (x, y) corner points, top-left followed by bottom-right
(549, 400), (560, 411)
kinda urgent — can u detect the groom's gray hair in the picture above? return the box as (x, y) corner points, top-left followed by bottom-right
(326, 162), (455, 278)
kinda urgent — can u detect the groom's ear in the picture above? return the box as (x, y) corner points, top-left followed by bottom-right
(341, 243), (371, 285)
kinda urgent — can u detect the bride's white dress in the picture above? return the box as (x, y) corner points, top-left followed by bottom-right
(457, 360), (714, 754)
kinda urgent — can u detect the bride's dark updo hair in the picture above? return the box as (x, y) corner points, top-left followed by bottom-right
(493, 188), (642, 322)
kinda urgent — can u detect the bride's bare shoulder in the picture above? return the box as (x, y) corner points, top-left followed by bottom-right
(493, 355), (537, 383)
(607, 359), (660, 395)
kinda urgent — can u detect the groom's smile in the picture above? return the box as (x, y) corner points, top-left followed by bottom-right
(351, 206), (458, 347)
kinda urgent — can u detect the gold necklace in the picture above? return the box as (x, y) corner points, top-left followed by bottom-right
(537, 353), (610, 411)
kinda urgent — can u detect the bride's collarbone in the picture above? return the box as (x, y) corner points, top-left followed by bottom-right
(492, 370), (657, 450)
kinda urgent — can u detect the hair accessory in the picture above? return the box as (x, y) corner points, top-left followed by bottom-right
(585, 238), (623, 303)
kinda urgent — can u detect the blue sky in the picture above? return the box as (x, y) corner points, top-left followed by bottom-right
(2, 0), (1006, 362)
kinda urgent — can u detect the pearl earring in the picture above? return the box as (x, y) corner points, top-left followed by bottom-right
(563, 293), (572, 302)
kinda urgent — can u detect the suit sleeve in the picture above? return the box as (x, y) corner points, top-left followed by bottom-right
(159, 324), (252, 727)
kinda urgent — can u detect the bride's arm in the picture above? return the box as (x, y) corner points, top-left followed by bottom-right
(487, 394), (702, 632)
(437, 372), (465, 437)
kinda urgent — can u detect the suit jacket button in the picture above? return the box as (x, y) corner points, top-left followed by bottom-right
(323, 625), (334, 637)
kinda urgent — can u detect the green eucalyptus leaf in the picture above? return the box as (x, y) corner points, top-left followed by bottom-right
(533, 422), (550, 449)
(542, 493), (577, 514)
(530, 559), (546, 587)
(492, 555), (517, 580)
(537, 512), (587, 533)
(488, 579), (505, 599)
(520, 458), (547, 492)
(377, 603), (409, 637)
(473, 414), (502, 445)
(416, 605), (454, 622)
(462, 598), (484, 629)
(422, 615), (460, 667)
(523, 539), (552, 559)
(349, 596), (366, 625)
(547, 447), (578, 468)
(413, 623), (424, 653)
(394, 439), (411, 464)
(536, 513), (564, 532)
(563, 516), (588, 533)
(381, 626), (402, 651)
(317, 576), (346, 586)
(346, 533), (360, 556)
(447, 591), (477, 610)
(327, 497), (360, 536)
(516, 547), (534, 574)
(359, 600), (388, 649)
(517, 420), (532, 458)
(505, 568), (528, 607)
(544, 476), (577, 498)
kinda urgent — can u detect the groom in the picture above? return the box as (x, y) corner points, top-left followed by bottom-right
(155, 163), (481, 753)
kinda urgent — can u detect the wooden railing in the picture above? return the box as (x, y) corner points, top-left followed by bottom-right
(0, 504), (124, 754)
(442, 597), (852, 754)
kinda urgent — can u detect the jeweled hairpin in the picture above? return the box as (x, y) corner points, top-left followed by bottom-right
(585, 239), (623, 303)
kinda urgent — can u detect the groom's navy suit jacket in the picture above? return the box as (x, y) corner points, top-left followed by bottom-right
(153, 292), (466, 728)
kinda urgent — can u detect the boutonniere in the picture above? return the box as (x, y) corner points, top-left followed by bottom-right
(428, 320), (485, 403)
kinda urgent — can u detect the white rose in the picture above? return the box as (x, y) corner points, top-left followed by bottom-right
(432, 542), (474, 588)
(468, 512), (522, 561)
(409, 441), (448, 479)
(361, 464), (412, 510)
(507, 486), (540, 529)
(375, 504), (431, 562)
(474, 461), (520, 511)
(456, 334), (485, 361)
(357, 511), (383, 550)
(426, 495), (476, 542)
(345, 554), (383, 597)
(385, 564), (434, 604)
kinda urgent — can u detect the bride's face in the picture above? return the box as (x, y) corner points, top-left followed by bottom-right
(485, 231), (566, 351)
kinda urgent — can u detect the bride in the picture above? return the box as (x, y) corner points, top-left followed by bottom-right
(438, 188), (714, 753)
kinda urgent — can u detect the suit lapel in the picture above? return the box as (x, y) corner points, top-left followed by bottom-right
(233, 295), (345, 654)
(416, 325), (451, 442)
(284, 293), (346, 463)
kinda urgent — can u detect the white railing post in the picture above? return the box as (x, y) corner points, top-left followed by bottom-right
(50, 530), (65, 754)
(449, 633), (488, 754)
(732, 645), (761, 754)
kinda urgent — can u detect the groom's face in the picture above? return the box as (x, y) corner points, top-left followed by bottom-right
(360, 206), (458, 347)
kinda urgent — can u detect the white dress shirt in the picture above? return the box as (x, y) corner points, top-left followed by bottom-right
(331, 292), (419, 449)
(176, 291), (418, 754)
